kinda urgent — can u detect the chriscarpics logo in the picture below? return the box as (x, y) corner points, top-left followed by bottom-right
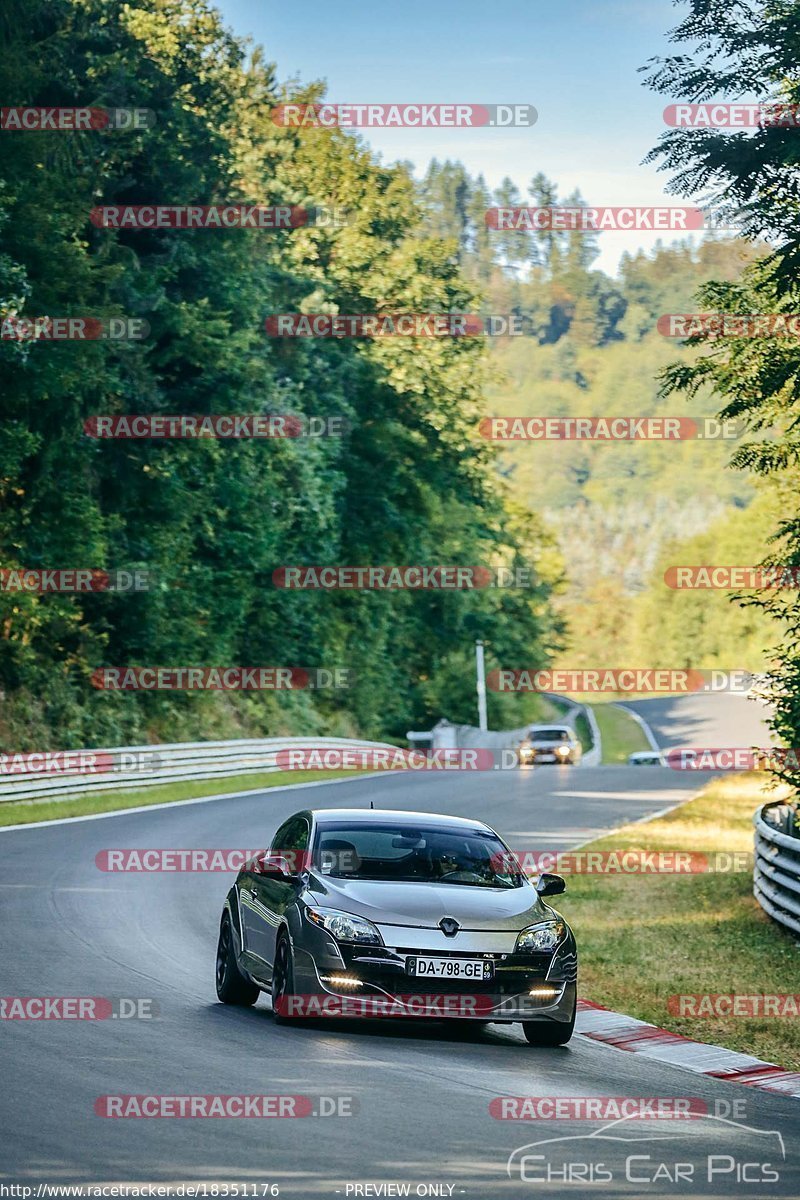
(506, 1114), (787, 1187)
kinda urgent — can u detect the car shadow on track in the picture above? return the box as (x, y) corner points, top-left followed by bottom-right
(198, 999), (574, 1052)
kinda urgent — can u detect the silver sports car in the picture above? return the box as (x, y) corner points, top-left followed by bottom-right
(215, 807), (577, 1044)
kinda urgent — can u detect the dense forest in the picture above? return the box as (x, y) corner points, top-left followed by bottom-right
(0, 0), (565, 748)
(2, 0), (799, 765)
(417, 162), (776, 673)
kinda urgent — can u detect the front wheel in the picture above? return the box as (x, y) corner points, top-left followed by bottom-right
(522, 997), (576, 1045)
(216, 913), (258, 1006)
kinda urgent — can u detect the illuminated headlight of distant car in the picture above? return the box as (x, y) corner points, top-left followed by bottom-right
(306, 907), (383, 945)
(556, 745), (570, 757)
(515, 921), (566, 953)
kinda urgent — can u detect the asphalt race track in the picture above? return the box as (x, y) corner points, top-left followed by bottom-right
(1, 695), (796, 1197)
(620, 692), (774, 752)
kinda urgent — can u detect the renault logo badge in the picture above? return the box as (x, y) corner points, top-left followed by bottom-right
(439, 917), (460, 937)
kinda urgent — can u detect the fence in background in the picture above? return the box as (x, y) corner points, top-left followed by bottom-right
(0, 737), (397, 804)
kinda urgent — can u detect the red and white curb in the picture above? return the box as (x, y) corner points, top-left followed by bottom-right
(576, 999), (800, 1099)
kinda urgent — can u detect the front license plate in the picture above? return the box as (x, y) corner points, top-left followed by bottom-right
(406, 956), (494, 981)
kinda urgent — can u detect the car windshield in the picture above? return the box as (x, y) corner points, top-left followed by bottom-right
(532, 728), (571, 742)
(313, 823), (523, 887)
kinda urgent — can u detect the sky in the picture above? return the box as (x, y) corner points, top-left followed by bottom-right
(216, 0), (701, 275)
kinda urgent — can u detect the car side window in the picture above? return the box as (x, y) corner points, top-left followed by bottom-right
(272, 815), (310, 852)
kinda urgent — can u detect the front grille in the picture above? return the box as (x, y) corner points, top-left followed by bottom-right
(359, 971), (549, 997)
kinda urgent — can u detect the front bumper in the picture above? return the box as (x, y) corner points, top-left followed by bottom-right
(292, 929), (577, 1023)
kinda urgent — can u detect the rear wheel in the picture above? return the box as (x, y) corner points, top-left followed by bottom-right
(215, 913), (258, 1006)
(272, 932), (298, 1023)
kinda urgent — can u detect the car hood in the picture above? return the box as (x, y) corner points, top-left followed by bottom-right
(304, 875), (547, 930)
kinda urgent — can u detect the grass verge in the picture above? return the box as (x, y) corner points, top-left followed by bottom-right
(588, 701), (651, 764)
(0, 769), (365, 827)
(573, 709), (593, 755)
(563, 774), (800, 1070)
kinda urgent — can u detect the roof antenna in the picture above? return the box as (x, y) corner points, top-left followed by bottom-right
(370, 800), (374, 809)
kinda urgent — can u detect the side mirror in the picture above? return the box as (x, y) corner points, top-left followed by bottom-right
(251, 852), (301, 882)
(536, 871), (566, 897)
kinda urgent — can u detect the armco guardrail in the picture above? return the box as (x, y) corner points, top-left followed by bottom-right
(0, 737), (398, 804)
(753, 801), (800, 936)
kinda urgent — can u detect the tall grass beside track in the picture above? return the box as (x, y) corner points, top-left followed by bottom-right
(562, 775), (800, 1070)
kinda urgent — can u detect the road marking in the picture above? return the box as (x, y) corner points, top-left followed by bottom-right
(0, 772), (387, 834)
(504, 831), (607, 840)
(55, 886), (131, 892)
(311, 1060), (397, 1066)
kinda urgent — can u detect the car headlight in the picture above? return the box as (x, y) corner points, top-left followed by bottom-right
(515, 921), (566, 953)
(306, 907), (383, 945)
(556, 745), (570, 756)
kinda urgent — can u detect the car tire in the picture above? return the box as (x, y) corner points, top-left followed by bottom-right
(272, 931), (299, 1023)
(216, 912), (259, 1006)
(522, 996), (576, 1045)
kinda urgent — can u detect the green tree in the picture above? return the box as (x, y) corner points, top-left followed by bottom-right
(644, 0), (800, 789)
(0, 0), (562, 747)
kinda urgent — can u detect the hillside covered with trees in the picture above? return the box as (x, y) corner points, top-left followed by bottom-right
(0, 0), (564, 748)
(419, 160), (776, 675)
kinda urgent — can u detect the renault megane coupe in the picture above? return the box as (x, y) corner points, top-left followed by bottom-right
(215, 807), (577, 1044)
